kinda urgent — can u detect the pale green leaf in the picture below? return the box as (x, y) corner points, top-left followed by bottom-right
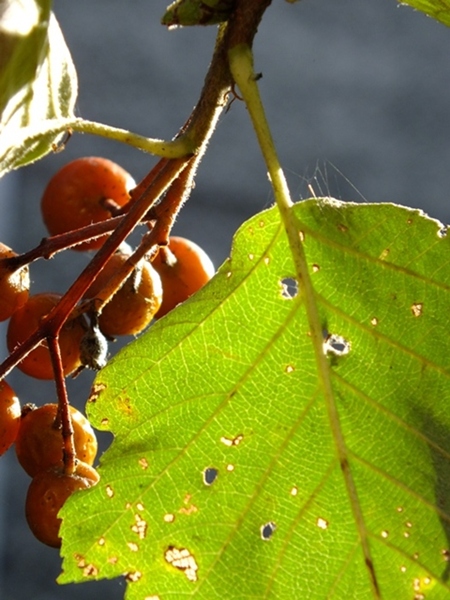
(60, 199), (450, 599)
(399, 0), (450, 27)
(0, 0), (77, 177)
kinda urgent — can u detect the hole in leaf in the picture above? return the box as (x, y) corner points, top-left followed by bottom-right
(280, 278), (299, 299)
(165, 546), (198, 582)
(438, 225), (447, 238)
(323, 333), (351, 356)
(203, 467), (218, 486)
(260, 521), (276, 540)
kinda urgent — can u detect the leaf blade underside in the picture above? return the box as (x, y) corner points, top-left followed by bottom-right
(60, 199), (450, 599)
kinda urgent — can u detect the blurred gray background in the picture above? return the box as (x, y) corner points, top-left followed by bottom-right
(1, 0), (450, 598)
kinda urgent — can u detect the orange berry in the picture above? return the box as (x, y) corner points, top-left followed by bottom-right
(6, 293), (87, 379)
(41, 157), (135, 251)
(15, 403), (98, 477)
(84, 250), (162, 336)
(25, 462), (99, 547)
(152, 236), (214, 318)
(0, 380), (21, 456)
(0, 243), (30, 321)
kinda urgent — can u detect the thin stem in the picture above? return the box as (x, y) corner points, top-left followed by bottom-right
(47, 336), (76, 476)
(12, 118), (196, 159)
(2, 215), (126, 269)
(228, 43), (380, 598)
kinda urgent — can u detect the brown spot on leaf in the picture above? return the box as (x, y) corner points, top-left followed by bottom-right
(118, 396), (133, 416)
(411, 303), (423, 317)
(88, 383), (106, 403)
(131, 513), (148, 539)
(125, 571), (142, 582)
(220, 434), (243, 447)
(127, 542), (139, 552)
(83, 564), (98, 577)
(165, 546), (198, 582)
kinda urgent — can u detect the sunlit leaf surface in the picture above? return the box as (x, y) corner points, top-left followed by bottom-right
(60, 199), (450, 599)
(0, 0), (77, 177)
(399, 0), (450, 27)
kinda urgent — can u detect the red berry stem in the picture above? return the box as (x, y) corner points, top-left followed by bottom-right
(0, 215), (126, 270)
(47, 335), (76, 476)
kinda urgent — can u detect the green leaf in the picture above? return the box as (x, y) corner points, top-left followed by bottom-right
(60, 199), (450, 598)
(398, 0), (450, 28)
(162, 0), (234, 27)
(0, 0), (77, 177)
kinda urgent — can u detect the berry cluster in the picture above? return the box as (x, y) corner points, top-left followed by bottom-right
(0, 156), (215, 547)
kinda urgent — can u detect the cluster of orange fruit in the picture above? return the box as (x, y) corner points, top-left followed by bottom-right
(0, 156), (215, 547)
